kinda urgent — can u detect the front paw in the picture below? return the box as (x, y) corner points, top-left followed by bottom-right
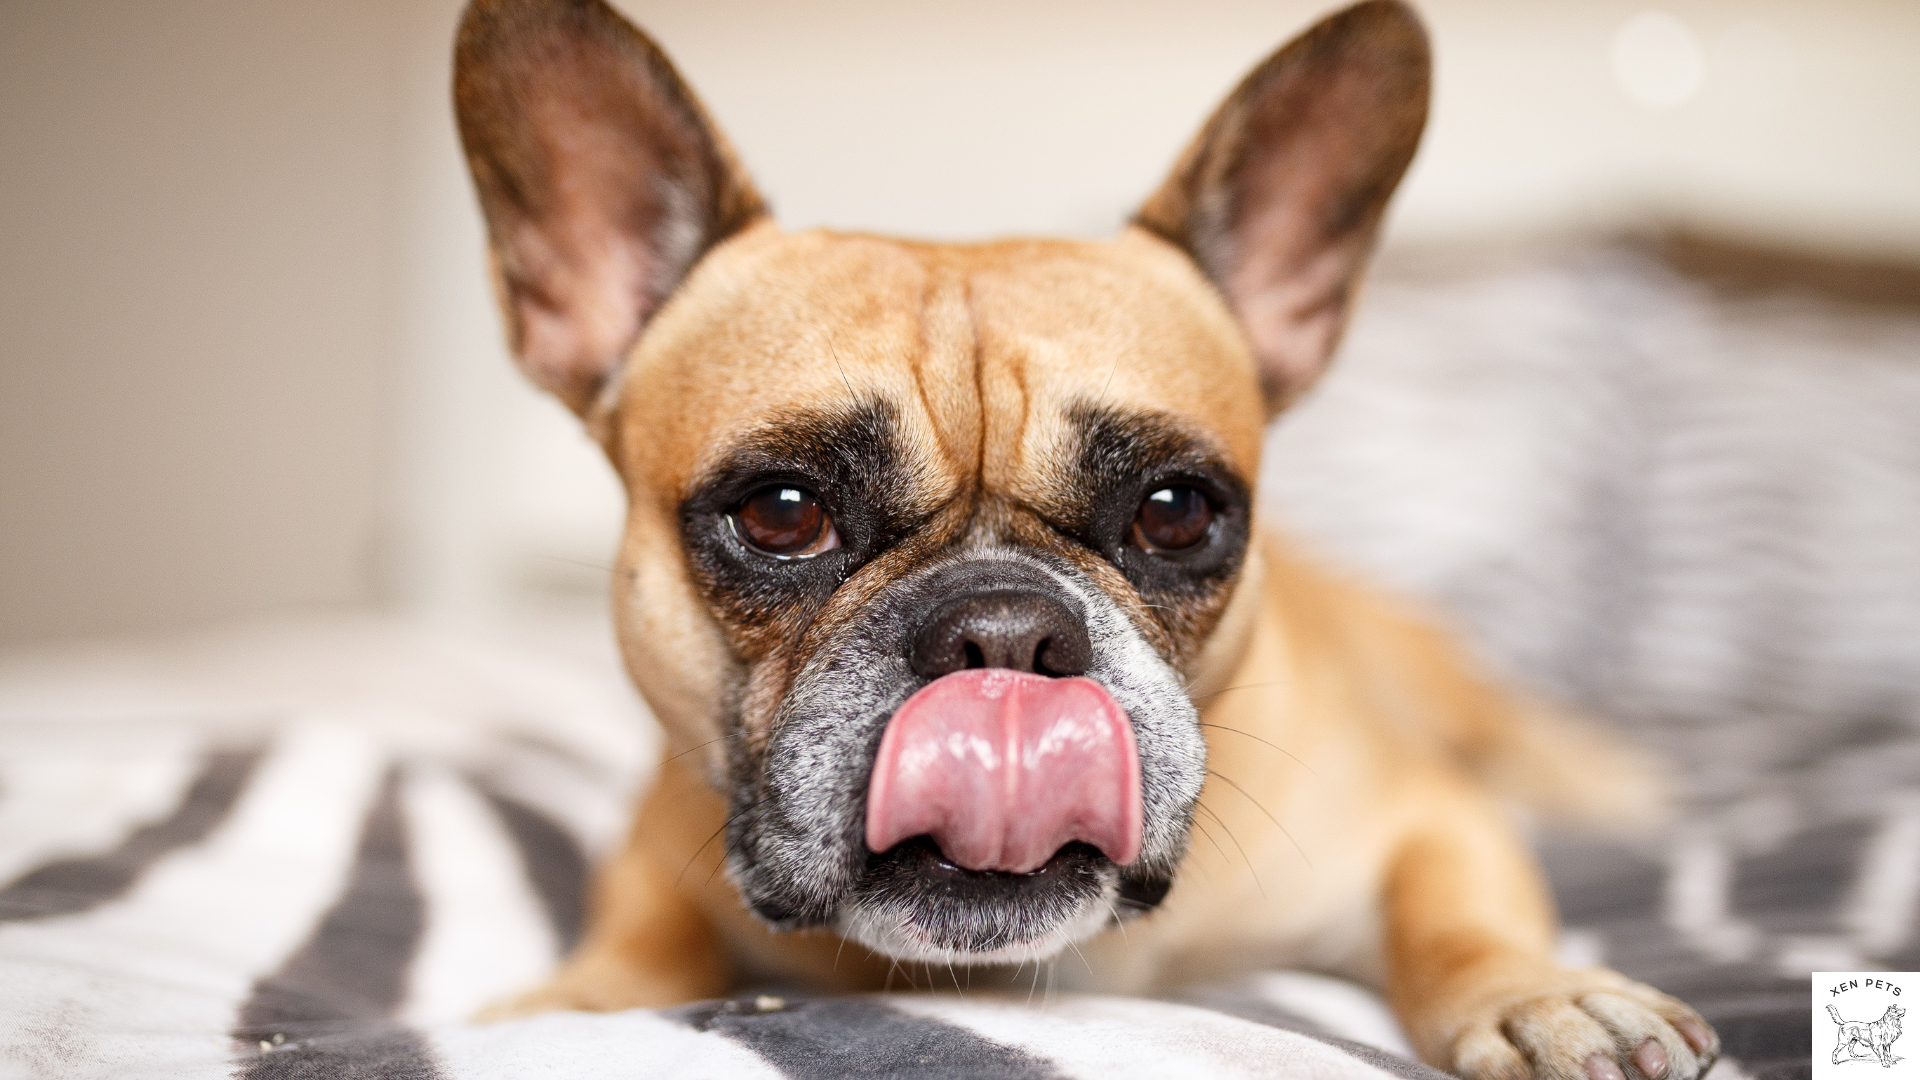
(473, 977), (598, 1022)
(1448, 973), (1719, 1080)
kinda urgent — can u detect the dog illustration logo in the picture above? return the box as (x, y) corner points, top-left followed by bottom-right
(1831, 1003), (1907, 1068)
(1818, 973), (1915, 1078)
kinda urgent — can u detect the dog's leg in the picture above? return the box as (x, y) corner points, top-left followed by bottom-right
(1382, 788), (1718, 1080)
(478, 758), (732, 1019)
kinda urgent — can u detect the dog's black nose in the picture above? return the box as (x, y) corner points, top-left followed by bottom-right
(910, 591), (1093, 679)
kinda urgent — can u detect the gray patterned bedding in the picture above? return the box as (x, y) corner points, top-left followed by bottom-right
(3, 243), (1914, 1078)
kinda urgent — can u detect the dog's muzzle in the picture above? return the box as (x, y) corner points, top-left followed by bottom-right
(730, 551), (1202, 963)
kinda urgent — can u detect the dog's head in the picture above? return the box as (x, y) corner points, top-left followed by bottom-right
(454, 0), (1426, 964)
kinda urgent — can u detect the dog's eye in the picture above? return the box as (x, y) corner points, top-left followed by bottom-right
(732, 486), (840, 558)
(1131, 486), (1213, 553)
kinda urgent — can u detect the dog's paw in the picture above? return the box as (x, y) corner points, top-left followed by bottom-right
(471, 953), (721, 1022)
(1447, 975), (1719, 1080)
(473, 983), (577, 1023)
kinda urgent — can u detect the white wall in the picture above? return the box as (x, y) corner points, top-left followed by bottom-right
(4, 0), (1917, 643)
(622, 0), (1920, 252)
(0, 1), (399, 644)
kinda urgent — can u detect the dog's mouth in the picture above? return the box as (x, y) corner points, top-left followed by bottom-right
(844, 836), (1117, 960)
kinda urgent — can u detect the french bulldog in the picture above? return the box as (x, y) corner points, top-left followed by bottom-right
(452, 1), (1720, 1076)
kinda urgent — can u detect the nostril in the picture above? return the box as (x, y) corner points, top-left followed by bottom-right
(1033, 637), (1065, 677)
(910, 590), (1094, 680)
(1035, 629), (1091, 678)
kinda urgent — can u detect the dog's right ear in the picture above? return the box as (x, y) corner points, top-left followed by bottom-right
(454, 0), (766, 416)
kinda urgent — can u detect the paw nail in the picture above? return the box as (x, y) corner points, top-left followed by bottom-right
(1634, 1038), (1670, 1079)
(1675, 1018), (1715, 1055)
(1587, 1053), (1628, 1080)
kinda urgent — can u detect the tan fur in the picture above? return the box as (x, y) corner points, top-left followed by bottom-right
(454, 1), (1718, 1074)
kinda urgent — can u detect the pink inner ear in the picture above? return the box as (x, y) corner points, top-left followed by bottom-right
(1227, 235), (1361, 407)
(1216, 79), (1415, 409)
(501, 215), (653, 413)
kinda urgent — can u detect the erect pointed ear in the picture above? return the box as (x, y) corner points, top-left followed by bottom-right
(454, 0), (767, 416)
(1136, 0), (1428, 415)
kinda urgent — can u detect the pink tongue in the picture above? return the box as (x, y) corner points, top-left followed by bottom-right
(865, 669), (1142, 873)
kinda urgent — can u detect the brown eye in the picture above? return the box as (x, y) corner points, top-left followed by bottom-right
(1131, 486), (1213, 553)
(733, 486), (839, 558)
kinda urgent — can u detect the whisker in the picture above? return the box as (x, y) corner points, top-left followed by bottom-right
(534, 553), (616, 573)
(1104, 900), (1131, 947)
(1175, 822), (1219, 892)
(1066, 937), (1094, 979)
(707, 829), (747, 885)
(663, 730), (754, 765)
(1195, 799), (1264, 898)
(828, 341), (858, 403)
(1190, 681), (1288, 704)
(1189, 814), (1232, 867)
(1196, 723), (1316, 776)
(677, 794), (775, 885)
(1207, 768), (1313, 871)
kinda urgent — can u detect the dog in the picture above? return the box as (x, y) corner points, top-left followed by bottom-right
(1831, 1003), (1905, 1067)
(450, 0), (1721, 1076)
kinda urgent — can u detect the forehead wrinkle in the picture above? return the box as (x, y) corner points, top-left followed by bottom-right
(905, 267), (974, 492)
(965, 275), (1045, 528)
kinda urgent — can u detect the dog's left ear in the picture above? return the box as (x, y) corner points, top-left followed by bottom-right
(1137, 0), (1429, 415)
(453, 0), (767, 416)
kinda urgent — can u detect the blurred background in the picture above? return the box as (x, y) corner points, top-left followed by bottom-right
(3, 0), (1916, 648)
(2, 5), (1918, 1062)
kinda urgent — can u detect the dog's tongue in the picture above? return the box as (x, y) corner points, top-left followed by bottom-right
(865, 669), (1142, 873)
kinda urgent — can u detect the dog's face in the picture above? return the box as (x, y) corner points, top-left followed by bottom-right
(604, 229), (1261, 961)
(455, 0), (1426, 964)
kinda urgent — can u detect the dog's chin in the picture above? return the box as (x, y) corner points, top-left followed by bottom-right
(832, 838), (1119, 965)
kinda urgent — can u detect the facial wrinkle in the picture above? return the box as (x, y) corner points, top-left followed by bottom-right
(965, 268), (1036, 529)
